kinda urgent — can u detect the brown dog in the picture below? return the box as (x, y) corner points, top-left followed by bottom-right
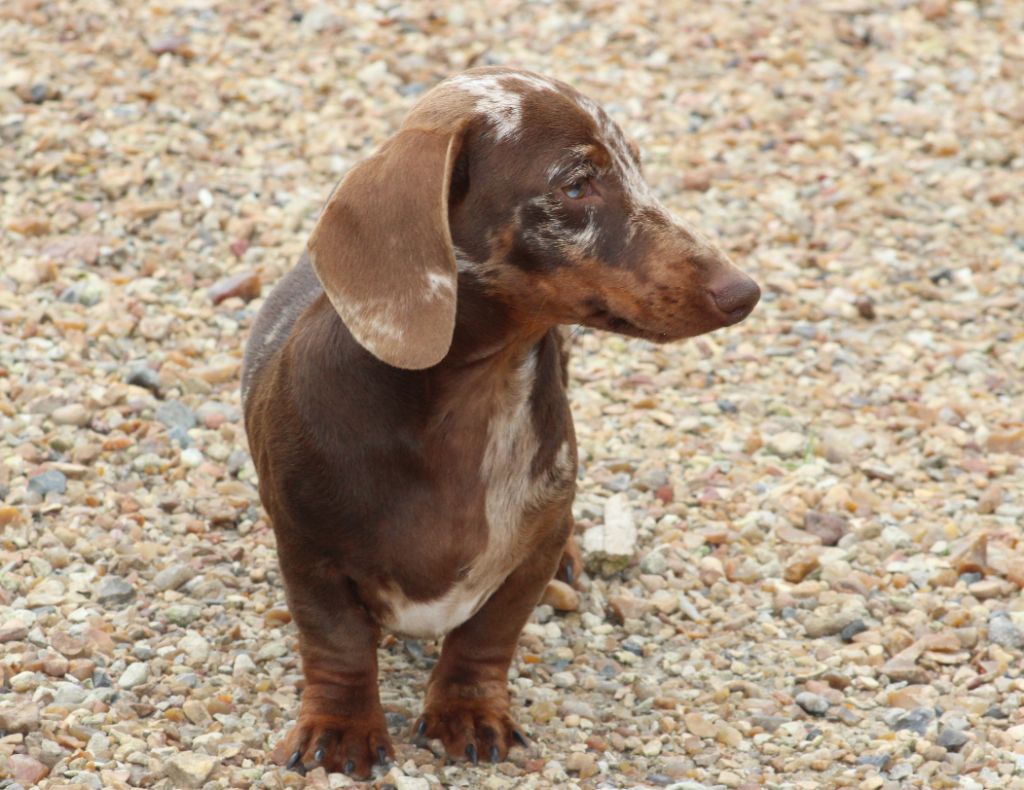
(242, 67), (759, 777)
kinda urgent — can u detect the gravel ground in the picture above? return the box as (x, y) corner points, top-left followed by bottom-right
(2, 1), (1023, 788)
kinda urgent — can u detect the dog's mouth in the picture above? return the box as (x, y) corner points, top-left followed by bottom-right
(583, 308), (672, 342)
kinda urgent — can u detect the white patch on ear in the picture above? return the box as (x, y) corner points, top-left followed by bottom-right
(425, 270), (456, 299)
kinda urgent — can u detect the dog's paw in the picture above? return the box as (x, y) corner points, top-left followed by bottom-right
(413, 699), (528, 764)
(274, 711), (393, 778)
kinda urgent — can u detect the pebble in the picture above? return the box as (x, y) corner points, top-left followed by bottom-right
(118, 662), (150, 689)
(94, 574), (136, 605)
(209, 270), (261, 304)
(8, 754), (49, 785)
(582, 493), (638, 575)
(936, 728), (970, 752)
(766, 431), (805, 458)
(541, 579), (580, 611)
(165, 752), (217, 788)
(27, 469), (67, 496)
(795, 692), (830, 716)
(987, 614), (1023, 649)
(52, 403), (90, 426)
(126, 364), (161, 392)
(0, 701), (41, 733)
(892, 708), (935, 736)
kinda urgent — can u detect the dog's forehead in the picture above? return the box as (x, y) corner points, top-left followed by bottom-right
(441, 70), (625, 148)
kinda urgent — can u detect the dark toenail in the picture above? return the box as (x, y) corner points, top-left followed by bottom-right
(466, 743), (478, 765)
(565, 563), (574, 585)
(378, 746), (389, 766)
(416, 719), (427, 737)
(286, 750), (301, 769)
(490, 745), (500, 763)
(313, 746), (325, 763)
(513, 729), (529, 747)
(344, 760), (355, 774)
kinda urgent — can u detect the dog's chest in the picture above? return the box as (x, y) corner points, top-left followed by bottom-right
(379, 347), (575, 638)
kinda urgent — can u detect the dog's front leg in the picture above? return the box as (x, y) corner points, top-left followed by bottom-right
(413, 509), (570, 764)
(273, 541), (393, 778)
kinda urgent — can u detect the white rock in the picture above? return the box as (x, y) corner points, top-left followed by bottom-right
(582, 494), (638, 575)
(767, 431), (806, 457)
(165, 752), (217, 788)
(180, 633), (210, 665)
(118, 662), (149, 689)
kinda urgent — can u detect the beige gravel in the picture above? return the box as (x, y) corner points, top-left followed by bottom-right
(2, 1), (1023, 789)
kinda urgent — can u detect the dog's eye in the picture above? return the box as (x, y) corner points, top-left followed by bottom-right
(563, 179), (590, 200)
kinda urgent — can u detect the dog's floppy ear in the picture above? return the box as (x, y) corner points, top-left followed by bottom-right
(308, 127), (463, 369)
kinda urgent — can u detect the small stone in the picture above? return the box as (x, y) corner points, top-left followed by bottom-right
(9, 754), (49, 784)
(156, 400), (197, 433)
(166, 604), (202, 626)
(52, 403), (90, 426)
(153, 563), (194, 591)
(94, 575), (136, 606)
(857, 754), (891, 770)
(209, 270), (261, 304)
(540, 579), (579, 611)
(0, 701), (41, 733)
(180, 633), (210, 664)
(118, 662), (149, 689)
(936, 728), (969, 752)
(855, 295), (876, 320)
(840, 619), (868, 642)
(566, 752), (598, 778)
(233, 652), (257, 675)
(766, 431), (805, 458)
(683, 712), (717, 738)
(165, 752), (217, 788)
(582, 493), (638, 575)
(27, 469), (67, 496)
(682, 169), (712, 191)
(803, 511), (847, 546)
(784, 551), (820, 583)
(608, 591), (653, 622)
(892, 707), (934, 736)
(149, 34), (195, 58)
(804, 611), (859, 638)
(795, 691), (830, 716)
(920, 0), (949, 20)
(26, 578), (66, 607)
(987, 614), (1023, 649)
(126, 364), (161, 393)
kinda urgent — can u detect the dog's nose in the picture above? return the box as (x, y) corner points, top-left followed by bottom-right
(708, 274), (760, 324)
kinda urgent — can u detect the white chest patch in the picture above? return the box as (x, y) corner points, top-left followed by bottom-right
(379, 347), (574, 638)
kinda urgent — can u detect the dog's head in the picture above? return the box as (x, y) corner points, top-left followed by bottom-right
(309, 67), (760, 369)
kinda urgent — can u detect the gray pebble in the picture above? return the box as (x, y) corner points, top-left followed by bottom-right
(856, 754), (891, 769)
(27, 469), (67, 496)
(156, 400), (197, 433)
(892, 707), (934, 735)
(987, 613), (1023, 649)
(840, 618), (868, 642)
(126, 364), (161, 393)
(795, 691), (830, 716)
(937, 727), (970, 752)
(94, 575), (136, 606)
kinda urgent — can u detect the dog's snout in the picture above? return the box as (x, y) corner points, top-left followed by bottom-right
(708, 274), (760, 324)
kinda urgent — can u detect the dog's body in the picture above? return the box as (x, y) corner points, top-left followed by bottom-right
(242, 67), (758, 777)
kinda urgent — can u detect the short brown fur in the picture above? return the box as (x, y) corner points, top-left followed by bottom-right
(243, 67), (758, 777)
